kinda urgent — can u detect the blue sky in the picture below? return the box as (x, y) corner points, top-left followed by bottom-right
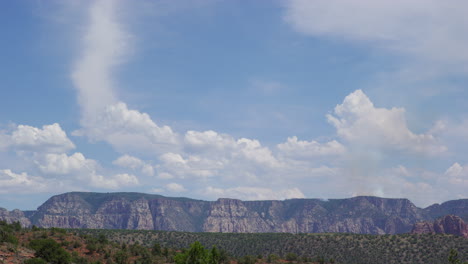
(1, 0), (468, 210)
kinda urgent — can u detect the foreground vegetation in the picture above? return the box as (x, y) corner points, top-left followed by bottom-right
(1, 220), (467, 264)
(76, 229), (468, 264)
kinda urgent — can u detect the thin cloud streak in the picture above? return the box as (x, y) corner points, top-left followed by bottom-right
(71, 0), (127, 122)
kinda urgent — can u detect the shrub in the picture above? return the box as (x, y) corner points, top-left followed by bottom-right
(286, 253), (298, 262)
(24, 258), (47, 264)
(238, 255), (256, 264)
(267, 254), (279, 263)
(86, 242), (97, 254)
(29, 238), (71, 264)
(114, 249), (129, 264)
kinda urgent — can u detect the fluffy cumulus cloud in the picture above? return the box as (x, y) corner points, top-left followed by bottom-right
(204, 186), (305, 201)
(65, 0), (340, 196)
(445, 163), (468, 187)
(184, 130), (236, 152)
(35, 152), (97, 175)
(113, 154), (154, 176)
(75, 102), (179, 155)
(113, 154), (144, 169)
(0, 169), (48, 194)
(6, 123), (75, 153)
(31, 0), (459, 206)
(156, 152), (222, 179)
(284, 0), (468, 70)
(90, 173), (139, 189)
(32, 151), (140, 189)
(327, 90), (446, 155)
(185, 130), (280, 167)
(70, 0), (179, 155)
(277, 136), (345, 159)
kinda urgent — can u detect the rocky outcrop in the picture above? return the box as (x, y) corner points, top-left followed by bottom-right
(1, 192), (468, 235)
(412, 215), (468, 238)
(201, 196), (436, 234)
(0, 208), (31, 227)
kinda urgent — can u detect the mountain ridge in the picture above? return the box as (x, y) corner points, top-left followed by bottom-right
(1, 192), (467, 235)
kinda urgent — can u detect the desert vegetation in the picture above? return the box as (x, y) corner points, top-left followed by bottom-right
(76, 228), (468, 264)
(0, 221), (467, 263)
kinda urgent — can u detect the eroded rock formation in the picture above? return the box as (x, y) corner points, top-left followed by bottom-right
(2, 192), (467, 235)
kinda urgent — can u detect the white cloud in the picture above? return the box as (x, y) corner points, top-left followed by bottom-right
(36, 152), (97, 175)
(42, 0), (462, 206)
(0, 169), (48, 194)
(34, 151), (140, 190)
(157, 152), (221, 179)
(236, 138), (280, 168)
(90, 173), (139, 189)
(9, 123), (75, 153)
(141, 164), (154, 176)
(156, 130), (287, 183)
(184, 130), (236, 152)
(160, 152), (186, 165)
(445, 163), (468, 187)
(75, 102), (179, 154)
(165, 182), (187, 193)
(284, 0), (468, 71)
(70, 0), (179, 155)
(113, 154), (144, 169)
(185, 130), (279, 167)
(113, 154), (155, 176)
(71, 0), (126, 119)
(0, 131), (10, 151)
(277, 136), (345, 159)
(157, 172), (174, 180)
(327, 90), (446, 155)
(204, 186), (305, 201)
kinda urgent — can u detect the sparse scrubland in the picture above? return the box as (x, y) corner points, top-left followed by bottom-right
(0, 220), (467, 264)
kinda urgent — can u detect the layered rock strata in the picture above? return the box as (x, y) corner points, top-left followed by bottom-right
(2, 192), (467, 235)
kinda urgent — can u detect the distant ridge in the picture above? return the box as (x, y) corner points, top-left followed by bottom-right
(1, 192), (467, 235)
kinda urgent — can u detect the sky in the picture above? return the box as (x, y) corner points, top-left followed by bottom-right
(1, 0), (468, 210)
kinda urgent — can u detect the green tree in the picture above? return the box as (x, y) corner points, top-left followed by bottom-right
(218, 248), (229, 264)
(175, 241), (210, 264)
(152, 242), (162, 256)
(11, 221), (22, 232)
(86, 242), (97, 254)
(267, 254), (279, 264)
(238, 255), (256, 264)
(209, 246), (220, 264)
(97, 233), (108, 244)
(24, 258), (48, 264)
(286, 253), (298, 262)
(29, 238), (71, 264)
(448, 249), (461, 264)
(114, 249), (129, 264)
(139, 249), (154, 264)
(188, 241), (208, 264)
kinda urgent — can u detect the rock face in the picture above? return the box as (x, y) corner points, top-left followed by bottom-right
(411, 215), (468, 238)
(0, 208), (31, 227)
(1, 192), (468, 234)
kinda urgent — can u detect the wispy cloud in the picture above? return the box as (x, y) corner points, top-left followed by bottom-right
(284, 0), (468, 70)
(71, 0), (128, 121)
